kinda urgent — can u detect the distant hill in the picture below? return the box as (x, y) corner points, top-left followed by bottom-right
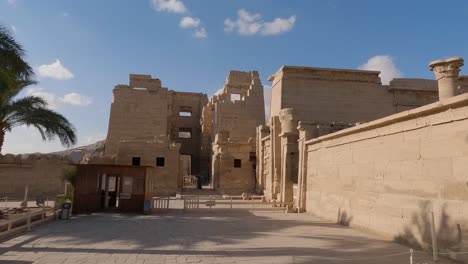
(49, 140), (106, 163)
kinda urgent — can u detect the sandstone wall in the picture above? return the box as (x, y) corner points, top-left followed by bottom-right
(0, 154), (70, 198)
(261, 67), (439, 202)
(268, 68), (439, 125)
(212, 142), (256, 194)
(459, 76), (468, 98)
(199, 105), (213, 181)
(105, 74), (169, 157)
(207, 71), (265, 192)
(304, 93), (468, 261)
(116, 140), (181, 195)
(91, 139), (182, 196)
(210, 71), (265, 142)
(168, 91), (208, 175)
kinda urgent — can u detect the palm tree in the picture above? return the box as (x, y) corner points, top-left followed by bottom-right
(0, 25), (77, 153)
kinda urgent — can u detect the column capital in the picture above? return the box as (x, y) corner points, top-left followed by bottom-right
(279, 108), (298, 135)
(429, 57), (464, 80)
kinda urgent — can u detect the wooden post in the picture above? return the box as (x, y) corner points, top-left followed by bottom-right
(230, 198), (233, 209)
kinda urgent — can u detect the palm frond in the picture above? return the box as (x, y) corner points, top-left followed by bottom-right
(0, 25), (34, 81)
(2, 96), (77, 147)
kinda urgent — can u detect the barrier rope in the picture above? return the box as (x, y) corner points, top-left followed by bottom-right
(412, 248), (468, 255)
(292, 250), (411, 261)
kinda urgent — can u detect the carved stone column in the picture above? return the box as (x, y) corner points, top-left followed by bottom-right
(429, 57), (464, 100)
(278, 108), (298, 205)
(211, 131), (229, 189)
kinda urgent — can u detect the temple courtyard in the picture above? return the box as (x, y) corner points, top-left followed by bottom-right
(0, 211), (456, 264)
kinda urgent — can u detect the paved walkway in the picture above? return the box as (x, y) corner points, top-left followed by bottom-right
(0, 211), (456, 264)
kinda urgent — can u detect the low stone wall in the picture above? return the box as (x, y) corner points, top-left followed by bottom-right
(305, 93), (468, 262)
(0, 154), (71, 198)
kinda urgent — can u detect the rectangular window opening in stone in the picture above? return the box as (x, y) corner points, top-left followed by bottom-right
(231, 93), (241, 102)
(234, 159), (242, 168)
(179, 106), (192, 117)
(156, 157), (165, 167)
(178, 127), (192, 138)
(179, 111), (192, 117)
(132, 157), (141, 166)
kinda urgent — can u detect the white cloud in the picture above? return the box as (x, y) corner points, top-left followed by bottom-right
(26, 87), (61, 109)
(7, 0), (16, 5)
(180, 16), (200, 28)
(358, 55), (402, 85)
(61, 12), (70, 17)
(193, 27), (207, 38)
(151, 0), (187, 14)
(151, 0), (206, 39)
(61, 93), (92, 106)
(36, 59), (74, 80)
(25, 88), (92, 109)
(11, 25), (17, 32)
(224, 9), (296, 36)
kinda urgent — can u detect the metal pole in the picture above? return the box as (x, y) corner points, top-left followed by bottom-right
(409, 249), (413, 264)
(24, 185), (29, 204)
(27, 211), (31, 231)
(430, 211), (439, 262)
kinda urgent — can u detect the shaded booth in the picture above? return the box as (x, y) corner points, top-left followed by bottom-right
(74, 164), (154, 214)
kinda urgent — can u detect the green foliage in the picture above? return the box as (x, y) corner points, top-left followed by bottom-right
(63, 166), (77, 186)
(0, 24), (77, 152)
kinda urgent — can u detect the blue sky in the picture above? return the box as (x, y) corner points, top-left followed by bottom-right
(1, 0), (468, 154)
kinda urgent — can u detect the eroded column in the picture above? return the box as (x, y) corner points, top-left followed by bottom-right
(429, 57), (464, 100)
(279, 108), (298, 204)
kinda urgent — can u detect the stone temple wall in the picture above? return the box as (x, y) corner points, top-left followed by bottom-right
(104, 74), (207, 179)
(206, 70), (265, 193)
(304, 93), (468, 261)
(259, 66), (440, 202)
(0, 154), (70, 198)
(105, 74), (170, 157)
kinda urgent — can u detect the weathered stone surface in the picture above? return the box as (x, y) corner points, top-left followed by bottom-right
(304, 92), (468, 258)
(105, 74), (208, 180)
(0, 154), (70, 197)
(258, 65), (439, 206)
(207, 71), (265, 193)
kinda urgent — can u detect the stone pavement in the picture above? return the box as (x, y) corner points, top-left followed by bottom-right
(0, 211), (457, 264)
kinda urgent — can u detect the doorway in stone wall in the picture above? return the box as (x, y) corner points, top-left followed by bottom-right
(101, 174), (120, 210)
(180, 155), (192, 176)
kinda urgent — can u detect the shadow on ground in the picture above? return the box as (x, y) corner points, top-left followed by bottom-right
(0, 210), (457, 263)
